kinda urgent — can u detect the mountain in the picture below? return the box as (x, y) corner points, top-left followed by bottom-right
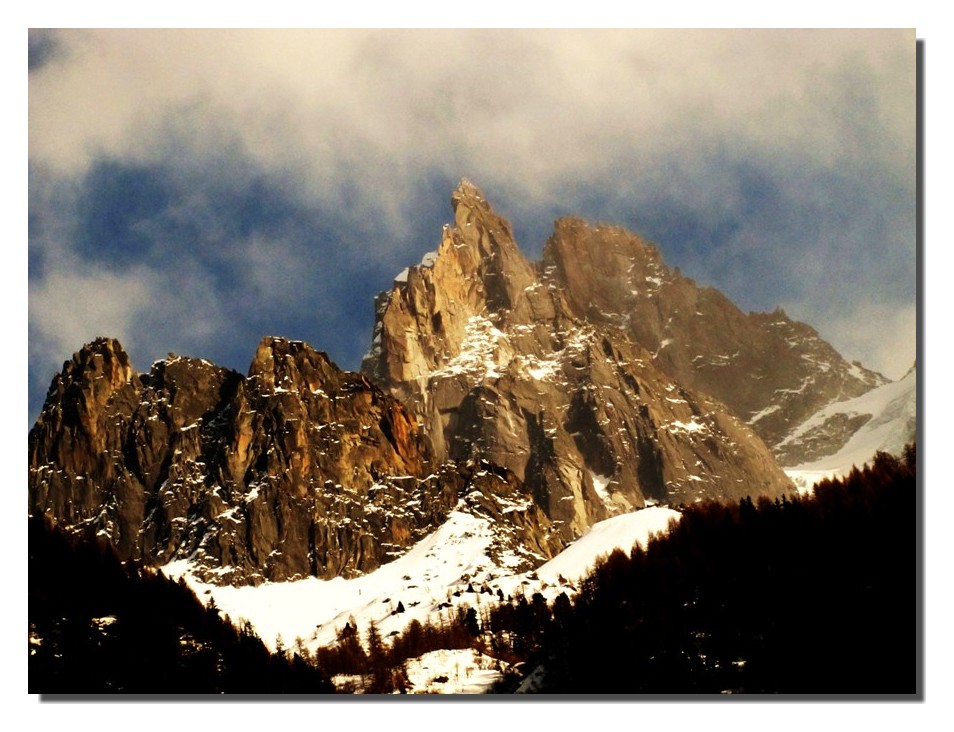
(363, 179), (803, 539)
(362, 181), (889, 483)
(783, 363), (917, 492)
(30, 179), (899, 594)
(538, 216), (887, 455)
(29, 336), (563, 585)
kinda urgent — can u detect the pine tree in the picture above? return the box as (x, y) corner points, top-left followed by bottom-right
(365, 620), (392, 692)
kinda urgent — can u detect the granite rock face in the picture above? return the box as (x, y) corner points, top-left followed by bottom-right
(363, 181), (795, 540)
(29, 337), (563, 584)
(540, 217), (887, 461)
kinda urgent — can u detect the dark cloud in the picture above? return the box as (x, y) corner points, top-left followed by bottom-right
(27, 158), (467, 421)
(28, 29), (915, 424)
(28, 29), (60, 72)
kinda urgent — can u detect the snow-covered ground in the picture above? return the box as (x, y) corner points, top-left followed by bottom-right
(331, 649), (508, 694)
(162, 505), (680, 664)
(784, 365), (916, 493)
(524, 507), (679, 587)
(404, 649), (509, 694)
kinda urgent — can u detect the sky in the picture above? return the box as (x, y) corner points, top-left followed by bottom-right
(27, 28), (916, 424)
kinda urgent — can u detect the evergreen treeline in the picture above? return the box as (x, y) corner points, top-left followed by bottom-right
(282, 446), (917, 694)
(314, 606), (487, 692)
(31, 445), (916, 695)
(500, 446), (917, 694)
(28, 515), (334, 694)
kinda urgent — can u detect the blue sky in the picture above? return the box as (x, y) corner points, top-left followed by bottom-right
(27, 29), (916, 424)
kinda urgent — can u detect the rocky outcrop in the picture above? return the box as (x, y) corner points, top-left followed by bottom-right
(364, 180), (794, 540)
(29, 337), (564, 584)
(777, 362), (917, 473)
(540, 217), (887, 460)
(28, 338), (146, 559)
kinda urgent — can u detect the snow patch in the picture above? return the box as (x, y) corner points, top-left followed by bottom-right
(518, 353), (561, 382)
(652, 338), (674, 359)
(429, 315), (509, 382)
(527, 507), (681, 587)
(588, 470), (612, 507)
(784, 368), (916, 491)
(667, 419), (707, 434)
(748, 403), (781, 424)
(404, 649), (507, 694)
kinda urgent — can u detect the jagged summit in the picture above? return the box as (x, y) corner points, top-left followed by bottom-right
(29, 181), (900, 589)
(362, 181), (540, 388)
(363, 183), (795, 539)
(452, 176), (487, 208)
(48, 336), (137, 398)
(248, 335), (342, 392)
(30, 334), (563, 585)
(541, 214), (886, 453)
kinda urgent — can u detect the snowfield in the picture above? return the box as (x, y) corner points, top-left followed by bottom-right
(161, 505), (681, 682)
(527, 507), (679, 587)
(784, 365), (916, 493)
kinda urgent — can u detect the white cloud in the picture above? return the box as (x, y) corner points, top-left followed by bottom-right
(29, 30), (914, 218)
(29, 266), (160, 369)
(804, 301), (917, 382)
(27, 28), (917, 408)
(28, 255), (230, 377)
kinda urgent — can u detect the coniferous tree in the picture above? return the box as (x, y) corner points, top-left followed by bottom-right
(514, 446), (916, 694)
(28, 515), (334, 694)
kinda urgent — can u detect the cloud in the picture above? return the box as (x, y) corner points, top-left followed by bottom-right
(817, 302), (917, 381)
(29, 30), (913, 214)
(28, 238), (231, 374)
(28, 29), (916, 423)
(29, 266), (163, 387)
(28, 29), (61, 72)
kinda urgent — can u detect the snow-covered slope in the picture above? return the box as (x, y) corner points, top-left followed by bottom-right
(403, 649), (509, 694)
(162, 505), (680, 658)
(528, 507), (679, 585)
(784, 365), (916, 492)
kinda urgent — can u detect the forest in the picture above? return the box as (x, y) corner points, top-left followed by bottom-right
(510, 445), (917, 694)
(29, 445), (916, 695)
(314, 446), (917, 694)
(28, 515), (333, 694)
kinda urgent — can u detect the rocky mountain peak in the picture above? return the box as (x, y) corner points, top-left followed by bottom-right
(451, 177), (490, 216)
(57, 336), (137, 403)
(541, 217), (667, 322)
(30, 334), (564, 584)
(537, 215), (886, 459)
(29, 337), (140, 485)
(364, 184), (795, 541)
(248, 336), (342, 396)
(447, 178), (536, 315)
(362, 180), (540, 390)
